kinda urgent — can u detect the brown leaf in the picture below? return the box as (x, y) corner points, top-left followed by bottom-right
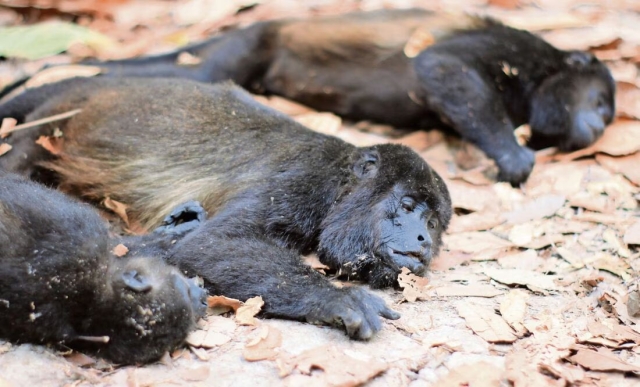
(398, 267), (430, 302)
(179, 365), (210, 382)
(505, 194), (566, 224)
(35, 135), (64, 155)
(443, 232), (513, 254)
(505, 351), (563, 387)
(295, 112), (342, 136)
(484, 268), (558, 293)
(436, 284), (502, 298)
(596, 152), (640, 186)
(0, 117), (16, 138)
(615, 82), (640, 119)
(303, 254), (330, 273)
(280, 345), (388, 387)
(102, 197), (130, 226)
(185, 329), (231, 349)
(403, 27), (435, 58)
(236, 296), (264, 326)
(455, 301), (518, 343)
(252, 95), (315, 116)
(207, 295), (243, 312)
(176, 51), (202, 66)
(64, 352), (96, 367)
(498, 249), (544, 271)
(243, 325), (282, 362)
(569, 348), (640, 372)
(624, 221), (640, 245)
(448, 212), (505, 233)
(499, 290), (529, 336)
(433, 361), (503, 387)
(0, 143), (12, 156)
(557, 119), (640, 161)
(111, 243), (129, 257)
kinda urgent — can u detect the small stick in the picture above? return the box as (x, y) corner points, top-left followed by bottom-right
(74, 335), (110, 344)
(0, 109), (82, 138)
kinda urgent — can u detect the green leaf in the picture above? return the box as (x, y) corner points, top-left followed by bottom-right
(0, 21), (114, 60)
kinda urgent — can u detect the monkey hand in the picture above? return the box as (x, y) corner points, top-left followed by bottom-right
(155, 200), (207, 235)
(306, 286), (400, 340)
(496, 146), (535, 186)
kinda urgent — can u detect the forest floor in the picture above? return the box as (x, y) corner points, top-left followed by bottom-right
(0, 0), (639, 386)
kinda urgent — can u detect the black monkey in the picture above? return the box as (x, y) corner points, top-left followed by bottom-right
(52, 8), (613, 185)
(0, 173), (208, 364)
(0, 77), (451, 339)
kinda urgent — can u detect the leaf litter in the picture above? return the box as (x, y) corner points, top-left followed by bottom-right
(0, 0), (639, 386)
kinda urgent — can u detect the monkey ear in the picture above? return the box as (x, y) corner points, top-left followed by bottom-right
(353, 149), (379, 179)
(565, 51), (594, 68)
(122, 270), (153, 292)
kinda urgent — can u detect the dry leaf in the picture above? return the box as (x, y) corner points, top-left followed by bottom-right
(303, 254), (330, 273)
(403, 27), (434, 58)
(569, 348), (640, 372)
(455, 301), (518, 343)
(179, 365), (210, 382)
(627, 291), (640, 317)
(111, 243), (129, 257)
(505, 194), (565, 224)
(243, 325), (282, 362)
(207, 295), (243, 312)
(103, 197), (130, 226)
(505, 351), (562, 387)
(186, 329), (231, 349)
(624, 221), (640, 245)
(64, 352), (96, 367)
(0, 117), (16, 138)
(398, 267), (430, 302)
(236, 296), (264, 325)
(498, 249), (544, 271)
(295, 113), (342, 135)
(0, 143), (11, 156)
(443, 232), (513, 254)
(280, 345), (388, 387)
(176, 51), (202, 66)
(448, 212), (505, 233)
(499, 290), (529, 336)
(596, 152), (640, 186)
(615, 82), (640, 119)
(484, 268), (558, 293)
(436, 284), (502, 298)
(433, 361), (503, 387)
(35, 135), (64, 155)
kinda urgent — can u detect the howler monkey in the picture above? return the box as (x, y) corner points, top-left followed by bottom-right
(0, 173), (208, 364)
(0, 77), (451, 339)
(37, 8), (615, 185)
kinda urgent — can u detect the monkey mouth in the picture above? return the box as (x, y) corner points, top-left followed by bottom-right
(388, 248), (428, 275)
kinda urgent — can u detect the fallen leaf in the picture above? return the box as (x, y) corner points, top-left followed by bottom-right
(179, 365), (210, 382)
(303, 254), (330, 273)
(505, 350), (562, 387)
(35, 135), (64, 155)
(455, 301), (518, 343)
(436, 284), (502, 298)
(505, 194), (566, 224)
(499, 290), (529, 336)
(627, 291), (640, 317)
(596, 152), (640, 186)
(207, 295), (243, 312)
(111, 243), (129, 257)
(295, 112), (342, 135)
(176, 51), (202, 66)
(64, 352), (96, 367)
(433, 361), (503, 387)
(569, 348), (640, 372)
(398, 267), (430, 302)
(0, 143), (11, 156)
(624, 221), (640, 245)
(555, 246), (585, 268)
(403, 27), (435, 58)
(484, 268), (558, 293)
(236, 296), (264, 325)
(615, 82), (640, 119)
(0, 117), (16, 138)
(243, 325), (282, 362)
(448, 212), (505, 233)
(185, 329), (231, 349)
(443, 232), (513, 254)
(280, 345), (388, 386)
(103, 197), (130, 226)
(587, 253), (632, 280)
(498, 249), (544, 271)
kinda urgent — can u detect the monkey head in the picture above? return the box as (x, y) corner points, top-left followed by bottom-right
(93, 257), (207, 364)
(528, 51), (615, 151)
(318, 144), (452, 288)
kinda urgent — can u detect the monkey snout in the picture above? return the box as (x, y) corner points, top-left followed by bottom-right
(188, 281), (208, 319)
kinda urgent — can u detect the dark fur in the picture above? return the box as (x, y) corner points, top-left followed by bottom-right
(51, 8), (614, 185)
(0, 173), (207, 364)
(0, 77), (451, 338)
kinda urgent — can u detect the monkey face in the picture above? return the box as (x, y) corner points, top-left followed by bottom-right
(528, 54), (615, 151)
(319, 144), (451, 289)
(97, 257), (207, 363)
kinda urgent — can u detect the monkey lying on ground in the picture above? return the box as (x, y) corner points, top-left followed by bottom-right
(0, 77), (452, 339)
(0, 173), (208, 364)
(25, 8), (612, 185)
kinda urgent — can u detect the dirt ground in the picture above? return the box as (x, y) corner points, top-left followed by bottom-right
(0, 0), (639, 386)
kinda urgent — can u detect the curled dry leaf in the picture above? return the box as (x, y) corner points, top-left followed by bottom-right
(236, 296), (264, 326)
(569, 348), (640, 372)
(398, 267), (430, 302)
(484, 268), (558, 293)
(279, 345), (388, 387)
(35, 136), (64, 155)
(0, 117), (16, 138)
(0, 143), (11, 156)
(596, 152), (640, 186)
(102, 197), (130, 226)
(111, 243), (129, 257)
(455, 301), (518, 343)
(207, 295), (243, 312)
(403, 27), (435, 58)
(499, 290), (529, 336)
(243, 325), (282, 362)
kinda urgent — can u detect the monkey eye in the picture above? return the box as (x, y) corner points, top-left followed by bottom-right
(427, 218), (439, 229)
(400, 196), (416, 212)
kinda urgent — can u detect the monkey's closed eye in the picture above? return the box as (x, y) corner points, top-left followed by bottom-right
(400, 196), (416, 212)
